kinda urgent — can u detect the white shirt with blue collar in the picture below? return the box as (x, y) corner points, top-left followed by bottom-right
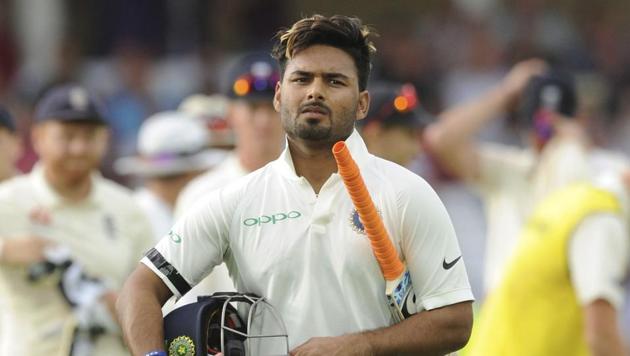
(144, 130), (473, 349)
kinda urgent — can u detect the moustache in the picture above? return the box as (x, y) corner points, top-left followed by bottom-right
(299, 102), (331, 115)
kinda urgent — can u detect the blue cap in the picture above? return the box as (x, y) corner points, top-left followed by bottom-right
(226, 52), (279, 101)
(0, 106), (16, 132)
(34, 84), (107, 125)
(360, 82), (434, 128)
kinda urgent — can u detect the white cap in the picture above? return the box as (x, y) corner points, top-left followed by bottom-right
(178, 94), (235, 148)
(114, 111), (227, 177)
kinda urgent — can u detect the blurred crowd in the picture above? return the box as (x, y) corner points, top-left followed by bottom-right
(1, 0), (630, 174)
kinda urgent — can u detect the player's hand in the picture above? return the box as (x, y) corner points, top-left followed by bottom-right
(500, 58), (548, 103)
(0, 236), (53, 265)
(289, 334), (373, 356)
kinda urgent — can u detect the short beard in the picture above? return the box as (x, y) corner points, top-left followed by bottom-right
(293, 119), (332, 140)
(282, 107), (356, 145)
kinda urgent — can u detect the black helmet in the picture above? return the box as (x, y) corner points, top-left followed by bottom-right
(519, 69), (577, 126)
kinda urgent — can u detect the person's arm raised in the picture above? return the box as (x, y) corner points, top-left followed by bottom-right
(116, 263), (173, 356)
(424, 59), (547, 181)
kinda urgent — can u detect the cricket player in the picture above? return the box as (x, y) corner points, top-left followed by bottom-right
(357, 82), (433, 167)
(117, 15), (473, 356)
(114, 111), (226, 240)
(466, 170), (630, 355)
(424, 62), (629, 294)
(0, 84), (153, 355)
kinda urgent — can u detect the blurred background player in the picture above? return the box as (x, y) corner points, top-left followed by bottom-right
(0, 84), (153, 355)
(114, 111), (225, 240)
(171, 52), (286, 306)
(424, 59), (628, 295)
(466, 169), (630, 355)
(356, 82), (433, 168)
(0, 106), (21, 181)
(175, 51), (285, 216)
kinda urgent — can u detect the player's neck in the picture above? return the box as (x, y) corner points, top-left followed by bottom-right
(288, 140), (337, 194)
(43, 167), (92, 202)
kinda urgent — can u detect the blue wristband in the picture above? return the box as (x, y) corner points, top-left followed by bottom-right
(145, 351), (167, 356)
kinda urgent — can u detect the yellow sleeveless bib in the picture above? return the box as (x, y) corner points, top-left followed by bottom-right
(466, 182), (620, 356)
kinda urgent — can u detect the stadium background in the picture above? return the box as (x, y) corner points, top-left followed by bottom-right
(1, 0), (629, 335)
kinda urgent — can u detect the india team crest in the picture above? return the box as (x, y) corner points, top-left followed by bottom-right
(349, 209), (366, 234)
(349, 207), (382, 235)
(168, 335), (195, 356)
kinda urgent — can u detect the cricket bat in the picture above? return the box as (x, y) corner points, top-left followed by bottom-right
(332, 141), (416, 324)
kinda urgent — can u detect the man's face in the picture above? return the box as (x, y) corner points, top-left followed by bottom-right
(0, 128), (21, 180)
(273, 45), (369, 146)
(229, 100), (284, 153)
(33, 121), (109, 182)
(368, 125), (422, 167)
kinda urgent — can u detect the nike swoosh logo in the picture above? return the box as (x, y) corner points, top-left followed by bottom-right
(442, 256), (462, 270)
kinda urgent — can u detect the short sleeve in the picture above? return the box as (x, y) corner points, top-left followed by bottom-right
(398, 176), (474, 311)
(142, 184), (241, 298)
(569, 214), (629, 309)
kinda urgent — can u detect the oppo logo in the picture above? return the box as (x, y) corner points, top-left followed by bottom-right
(243, 211), (302, 226)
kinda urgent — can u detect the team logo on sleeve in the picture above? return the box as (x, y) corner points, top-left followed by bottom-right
(168, 335), (195, 356)
(169, 231), (182, 243)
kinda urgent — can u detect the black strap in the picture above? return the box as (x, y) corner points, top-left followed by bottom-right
(145, 248), (192, 296)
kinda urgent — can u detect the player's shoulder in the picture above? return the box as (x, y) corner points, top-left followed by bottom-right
(216, 165), (272, 201)
(588, 147), (628, 172)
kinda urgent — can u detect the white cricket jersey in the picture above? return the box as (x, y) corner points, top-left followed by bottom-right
(0, 164), (153, 356)
(144, 130), (473, 348)
(474, 137), (628, 293)
(569, 172), (630, 310)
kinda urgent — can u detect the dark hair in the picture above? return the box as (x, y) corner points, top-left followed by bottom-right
(271, 14), (376, 91)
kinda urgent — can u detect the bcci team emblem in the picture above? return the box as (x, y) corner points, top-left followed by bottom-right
(349, 209), (366, 234)
(349, 207), (383, 235)
(168, 335), (195, 356)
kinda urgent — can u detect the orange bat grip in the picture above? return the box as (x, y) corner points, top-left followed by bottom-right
(332, 141), (405, 280)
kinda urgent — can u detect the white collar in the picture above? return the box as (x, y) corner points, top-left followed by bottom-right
(273, 129), (372, 180)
